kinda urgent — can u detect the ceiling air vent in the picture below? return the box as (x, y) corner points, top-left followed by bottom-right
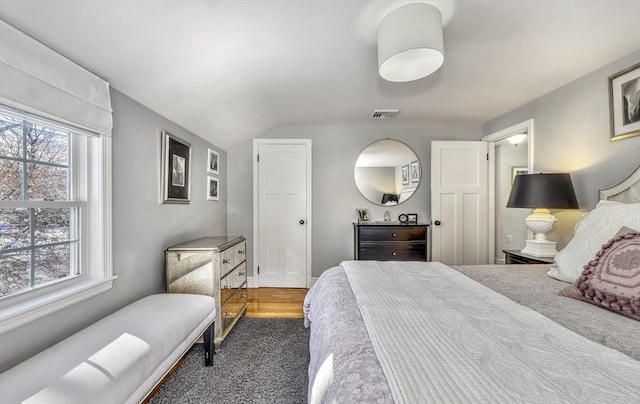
(371, 109), (399, 119)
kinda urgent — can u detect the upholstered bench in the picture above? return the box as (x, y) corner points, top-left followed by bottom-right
(0, 293), (215, 403)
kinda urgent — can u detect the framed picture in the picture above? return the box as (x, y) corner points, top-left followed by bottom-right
(207, 176), (219, 201)
(410, 161), (420, 183)
(512, 166), (528, 184)
(402, 165), (409, 185)
(207, 148), (220, 175)
(161, 130), (191, 203)
(407, 213), (418, 224)
(609, 63), (640, 141)
(356, 208), (370, 223)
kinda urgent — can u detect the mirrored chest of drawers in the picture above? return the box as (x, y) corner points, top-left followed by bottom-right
(354, 223), (430, 261)
(165, 236), (247, 351)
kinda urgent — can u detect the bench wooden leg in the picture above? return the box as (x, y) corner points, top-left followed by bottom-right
(203, 321), (214, 366)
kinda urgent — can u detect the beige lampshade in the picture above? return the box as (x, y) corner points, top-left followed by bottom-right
(377, 3), (444, 82)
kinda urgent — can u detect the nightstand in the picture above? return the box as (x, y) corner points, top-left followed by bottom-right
(503, 250), (555, 265)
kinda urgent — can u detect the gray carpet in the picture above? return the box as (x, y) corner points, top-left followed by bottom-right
(150, 318), (310, 404)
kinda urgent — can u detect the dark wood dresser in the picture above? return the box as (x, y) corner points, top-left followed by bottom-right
(353, 222), (430, 261)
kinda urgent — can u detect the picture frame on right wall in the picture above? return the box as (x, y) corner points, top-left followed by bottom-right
(207, 148), (220, 175)
(608, 63), (640, 141)
(207, 176), (219, 201)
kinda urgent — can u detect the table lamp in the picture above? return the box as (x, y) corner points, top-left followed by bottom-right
(507, 173), (579, 257)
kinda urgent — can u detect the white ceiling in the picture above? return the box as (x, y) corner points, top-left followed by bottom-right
(1, 0), (639, 150)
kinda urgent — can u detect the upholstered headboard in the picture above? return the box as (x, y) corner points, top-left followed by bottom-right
(598, 164), (640, 203)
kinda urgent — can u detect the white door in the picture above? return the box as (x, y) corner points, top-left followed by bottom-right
(431, 141), (489, 265)
(254, 140), (311, 287)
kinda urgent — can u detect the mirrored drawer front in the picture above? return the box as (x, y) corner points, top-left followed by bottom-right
(358, 226), (426, 242)
(221, 262), (246, 291)
(220, 248), (234, 273)
(358, 242), (426, 261)
(221, 285), (247, 331)
(233, 241), (246, 266)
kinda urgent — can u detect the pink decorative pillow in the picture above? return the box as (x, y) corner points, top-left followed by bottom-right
(559, 226), (640, 320)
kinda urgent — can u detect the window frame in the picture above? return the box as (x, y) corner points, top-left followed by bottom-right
(0, 106), (115, 333)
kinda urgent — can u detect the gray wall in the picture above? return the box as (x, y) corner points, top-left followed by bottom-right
(483, 50), (640, 249)
(0, 89), (227, 371)
(227, 121), (482, 279)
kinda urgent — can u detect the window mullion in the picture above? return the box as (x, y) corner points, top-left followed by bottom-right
(29, 208), (35, 288)
(21, 119), (27, 201)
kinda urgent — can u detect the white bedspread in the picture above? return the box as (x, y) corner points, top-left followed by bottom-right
(342, 260), (640, 404)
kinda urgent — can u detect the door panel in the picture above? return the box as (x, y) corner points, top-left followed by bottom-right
(432, 141), (489, 265)
(256, 141), (310, 287)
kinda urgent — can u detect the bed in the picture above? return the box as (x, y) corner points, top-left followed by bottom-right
(304, 165), (640, 404)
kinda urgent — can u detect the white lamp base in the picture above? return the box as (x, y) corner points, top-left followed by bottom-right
(521, 239), (558, 258)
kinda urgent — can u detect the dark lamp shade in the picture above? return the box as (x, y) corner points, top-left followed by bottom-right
(507, 173), (579, 209)
(381, 193), (399, 204)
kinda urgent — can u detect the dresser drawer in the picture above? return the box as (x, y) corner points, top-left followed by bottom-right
(221, 285), (247, 331)
(358, 226), (426, 242)
(221, 262), (247, 294)
(220, 248), (234, 275)
(233, 241), (247, 265)
(358, 242), (427, 261)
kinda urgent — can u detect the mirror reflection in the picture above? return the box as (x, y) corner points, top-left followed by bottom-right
(354, 139), (420, 205)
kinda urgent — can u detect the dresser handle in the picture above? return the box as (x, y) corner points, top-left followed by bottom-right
(240, 294), (247, 298)
(238, 272), (245, 276)
(392, 233), (396, 237)
(392, 252), (397, 256)
(238, 250), (245, 254)
(222, 259), (230, 264)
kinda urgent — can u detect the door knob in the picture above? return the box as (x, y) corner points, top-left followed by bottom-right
(299, 219), (305, 225)
(434, 220), (441, 226)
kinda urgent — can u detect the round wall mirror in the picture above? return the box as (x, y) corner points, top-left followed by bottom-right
(354, 139), (421, 205)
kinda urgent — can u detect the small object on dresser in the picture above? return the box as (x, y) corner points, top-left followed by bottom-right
(384, 210), (391, 222)
(398, 213), (408, 223)
(357, 208), (370, 223)
(407, 213), (418, 224)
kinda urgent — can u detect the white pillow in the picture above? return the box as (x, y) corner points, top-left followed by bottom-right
(547, 201), (640, 283)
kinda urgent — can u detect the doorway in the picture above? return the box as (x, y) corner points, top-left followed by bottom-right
(253, 139), (312, 287)
(482, 119), (534, 263)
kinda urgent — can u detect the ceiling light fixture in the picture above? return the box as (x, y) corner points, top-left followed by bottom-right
(377, 3), (444, 82)
(508, 133), (527, 145)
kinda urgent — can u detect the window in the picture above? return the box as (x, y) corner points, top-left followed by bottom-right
(1, 112), (80, 296)
(0, 106), (114, 332)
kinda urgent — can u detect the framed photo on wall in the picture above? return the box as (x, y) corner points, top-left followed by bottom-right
(207, 176), (219, 201)
(402, 165), (409, 185)
(207, 148), (220, 175)
(410, 160), (420, 183)
(609, 63), (640, 141)
(161, 130), (191, 203)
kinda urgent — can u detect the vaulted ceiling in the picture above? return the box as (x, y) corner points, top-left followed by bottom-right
(1, 0), (639, 150)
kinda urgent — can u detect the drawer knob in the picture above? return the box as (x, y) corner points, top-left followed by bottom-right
(238, 272), (245, 276)
(222, 259), (230, 264)
(392, 233), (396, 237)
(392, 252), (397, 256)
(238, 250), (245, 254)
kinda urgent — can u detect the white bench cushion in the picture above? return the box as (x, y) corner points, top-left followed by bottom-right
(0, 293), (215, 404)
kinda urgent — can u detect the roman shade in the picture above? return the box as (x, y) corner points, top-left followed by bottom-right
(0, 19), (112, 136)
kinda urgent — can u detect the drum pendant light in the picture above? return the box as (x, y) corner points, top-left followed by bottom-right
(377, 3), (445, 82)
